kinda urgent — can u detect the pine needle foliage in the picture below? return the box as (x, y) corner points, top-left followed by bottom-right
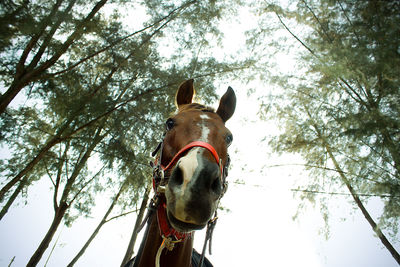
(251, 0), (400, 253)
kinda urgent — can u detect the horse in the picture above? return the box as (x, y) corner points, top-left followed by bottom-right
(125, 79), (236, 267)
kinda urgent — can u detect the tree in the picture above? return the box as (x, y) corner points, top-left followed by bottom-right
(0, 0), (194, 202)
(0, 0), (251, 206)
(67, 176), (151, 267)
(27, 125), (107, 266)
(0, 0), (109, 114)
(120, 182), (152, 267)
(1, 1), (252, 265)
(250, 0), (400, 263)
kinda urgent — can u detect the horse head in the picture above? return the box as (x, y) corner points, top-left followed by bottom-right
(159, 79), (236, 233)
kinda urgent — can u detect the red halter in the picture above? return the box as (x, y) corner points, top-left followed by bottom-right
(152, 141), (223, 241)
(157, 198), (192, 240)
(162, 141), (222, 174)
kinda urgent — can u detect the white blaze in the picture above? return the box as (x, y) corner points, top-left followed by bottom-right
(178, 113), (210, 182)
(199, 114), (210, 142)
(171, 113), (211, 223)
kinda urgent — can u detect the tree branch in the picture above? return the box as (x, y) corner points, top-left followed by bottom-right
(44, 0), (197, 78)
(338, 78), (368, 107)
(25, 0), (108, 83)
(291, 188), (398, 199)
(27, 0), (78, 71)
(15, 0), (64, 77)
(60, 125), (105, 205)
(69, 164), (106, 206)
(300, 0), (333, 43)
(45, 161), (56, 188)
(104, 209), (140, 223)
(337, 0), (361, 44)
(275, 12), (319, 58)
(275, 8), (371, 112)
(54, 142), (70, 211)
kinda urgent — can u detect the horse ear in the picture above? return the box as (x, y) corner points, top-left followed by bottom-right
(176, 79), (195, 107)
(216, 86), (236, 123)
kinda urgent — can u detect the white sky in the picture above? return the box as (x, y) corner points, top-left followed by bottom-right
(1, 88), (398, 267)
(1, 2), (399, 267)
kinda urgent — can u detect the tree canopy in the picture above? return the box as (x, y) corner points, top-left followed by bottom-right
(1, 0), (399, 266)
(251, 0), (400, 263)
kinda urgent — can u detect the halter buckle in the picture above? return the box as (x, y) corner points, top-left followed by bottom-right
(154, 165), (164, 179)
(157, 185), (166, 194)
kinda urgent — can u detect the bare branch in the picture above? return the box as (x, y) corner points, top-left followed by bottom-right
(54, 142), (70, 211)
(291, 188), (398, 198)
(104, 209), (140, 223)
(300, 0), (333, 43)
(69, 165), (106, 206)
(275, 12), (319, 58)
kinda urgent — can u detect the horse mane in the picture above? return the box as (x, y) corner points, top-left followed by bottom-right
(178, 103), (215, 113)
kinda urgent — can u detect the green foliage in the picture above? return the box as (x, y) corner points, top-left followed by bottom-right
(252, 0), (400, 241)
(0, 0), (251, 263)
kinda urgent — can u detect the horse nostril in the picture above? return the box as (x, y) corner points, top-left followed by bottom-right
(211, 175), (222, 195)
(170, 164), (184, 187)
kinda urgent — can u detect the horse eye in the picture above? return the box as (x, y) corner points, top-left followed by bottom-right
(225, 134), (233, 146)
(165, 118), (175, 131)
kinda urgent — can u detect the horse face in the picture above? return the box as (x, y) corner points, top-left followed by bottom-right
(162, 80), (236, 232)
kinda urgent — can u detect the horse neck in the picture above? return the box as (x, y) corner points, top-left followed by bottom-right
(136, 211), (194, 267)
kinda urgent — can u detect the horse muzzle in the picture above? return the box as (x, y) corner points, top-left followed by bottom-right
(165, 147), (222, 231)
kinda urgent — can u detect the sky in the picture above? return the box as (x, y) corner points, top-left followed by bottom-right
(1, 89), (398, 267)
(1, 1), (399, 267)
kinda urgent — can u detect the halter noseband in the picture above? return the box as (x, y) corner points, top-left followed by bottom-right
(163, 141), (223, 174)
(152, 140), (229, 197)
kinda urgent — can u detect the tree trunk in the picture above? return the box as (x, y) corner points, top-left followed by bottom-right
(120, 183), (151, 267)
(0, 135), (61, 202)
(67, 178), (128, 266)
(0, 79), (29, 114)
(27, 202), (68, 267)
(308, 113), (400, 265)
(27, 126), (105, 266)
(325, 144), (400, 265)
(0, 176), (27, 220)
(0, 87), (105, 202)
(8, 256), (15, 267)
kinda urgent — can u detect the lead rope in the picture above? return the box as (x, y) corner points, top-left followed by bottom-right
(199, 211), (218, 267)
(155, 236), (182, 267)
